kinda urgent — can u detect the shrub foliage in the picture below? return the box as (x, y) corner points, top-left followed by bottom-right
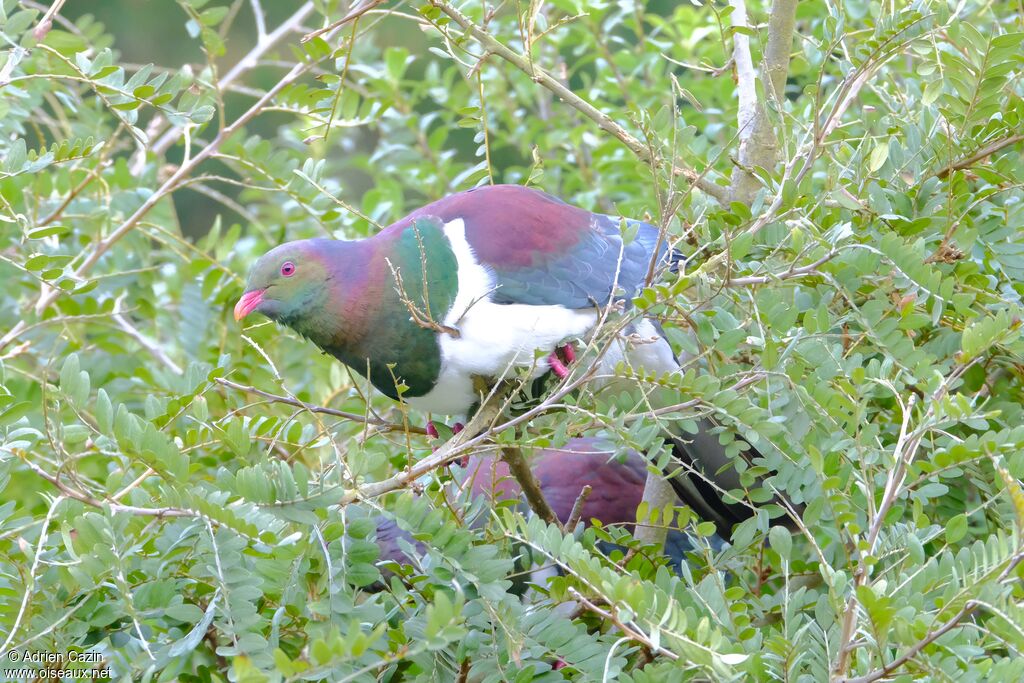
(1, 0), (1023, 680)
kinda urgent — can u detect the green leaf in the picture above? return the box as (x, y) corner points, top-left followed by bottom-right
(868, 141), (889, 173)
(922, 79), (943, 105)
(95, 389), (113, 433)
(769, 525), (792, 560)
(946, 514), (968, 544)
(27, 225), (70, 239)
(24, 254), (49, 270)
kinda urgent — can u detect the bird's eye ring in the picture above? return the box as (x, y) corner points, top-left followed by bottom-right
(281, 261), (296, 277)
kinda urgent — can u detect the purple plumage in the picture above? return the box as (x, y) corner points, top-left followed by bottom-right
(380, 184), (669, 308)
(462, 437), (649, 528)
(372, 438), (712, 587)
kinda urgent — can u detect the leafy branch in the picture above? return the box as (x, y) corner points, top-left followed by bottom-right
(426, 0), (732, 205)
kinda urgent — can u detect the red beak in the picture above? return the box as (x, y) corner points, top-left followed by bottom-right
(234, 289), (265, 321)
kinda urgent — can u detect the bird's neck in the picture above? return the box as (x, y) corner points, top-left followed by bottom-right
(291, 232), (450, 400)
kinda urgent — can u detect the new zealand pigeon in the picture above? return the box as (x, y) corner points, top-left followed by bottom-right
(235, 184), (779, 535)
(373, 438), (715, 585)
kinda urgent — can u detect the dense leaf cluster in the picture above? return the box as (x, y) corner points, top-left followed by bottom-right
(1, 0), (1023, 680)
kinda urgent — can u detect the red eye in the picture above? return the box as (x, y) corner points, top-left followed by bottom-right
(281, 261), (295, 277)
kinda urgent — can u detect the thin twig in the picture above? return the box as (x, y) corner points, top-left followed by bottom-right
(301, 0), (388, 42)
(14, 455), (193, 519)
(565, 485), (593, 531)
(567, 587), (679, 662)
(843, 602), (978, 683)
(723, 249), (840, 286)
(337, 356), (603, 506)
(214, 377), (426, 434)
(146, 2), (316, 161)
(0, 495), (65, 659)
(500, 446), (562, 529)
(934, 133), (1023, 179)
(384, 258), (462, 338)
(0, 8), (362, 352)
(112, 298), (183, 375)
(250, 0), (267, 41)
(847, 550), (1024, 683)
(31, 0), (66, 41)
(833, 360), (977, 678)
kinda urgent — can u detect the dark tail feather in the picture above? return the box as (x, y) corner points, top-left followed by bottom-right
(666, 420), (797, 542)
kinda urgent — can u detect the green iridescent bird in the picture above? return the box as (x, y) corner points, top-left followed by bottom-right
(234, 185), (675, 413)
(235, 185), (783, 535)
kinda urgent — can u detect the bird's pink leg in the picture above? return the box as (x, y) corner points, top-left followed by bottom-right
(547, 352), (569, 379)
(559, 342), (576, 365)
(549, 341), (577, 378)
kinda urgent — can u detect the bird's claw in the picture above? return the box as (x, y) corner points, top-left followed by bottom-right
(548, 352), (568, 379)
(548, 342), (576, 379)
(559, 342), (576, 364)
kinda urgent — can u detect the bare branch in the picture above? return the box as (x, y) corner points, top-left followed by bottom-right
(146, 2), (316, 161)
(500, 446), (562, 529)
(730, 0), (758, 145)
(761, 0), (799, 102)
(934, 133), (1024, 180)
(565, 484), (593, 531)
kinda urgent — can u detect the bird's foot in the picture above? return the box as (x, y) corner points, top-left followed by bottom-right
(427, 421), (467, 455)
(558, 342), (576, 365)
(548, 342), (577, 379)
(548, 352), (568, 378)
(427, 421), (463, 438)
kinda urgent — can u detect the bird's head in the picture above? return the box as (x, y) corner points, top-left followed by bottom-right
(234, 240), (332, 326)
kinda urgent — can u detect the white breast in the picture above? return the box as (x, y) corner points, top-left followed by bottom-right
(591, 317), (678, 390)
(405, 218), (598, 416)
